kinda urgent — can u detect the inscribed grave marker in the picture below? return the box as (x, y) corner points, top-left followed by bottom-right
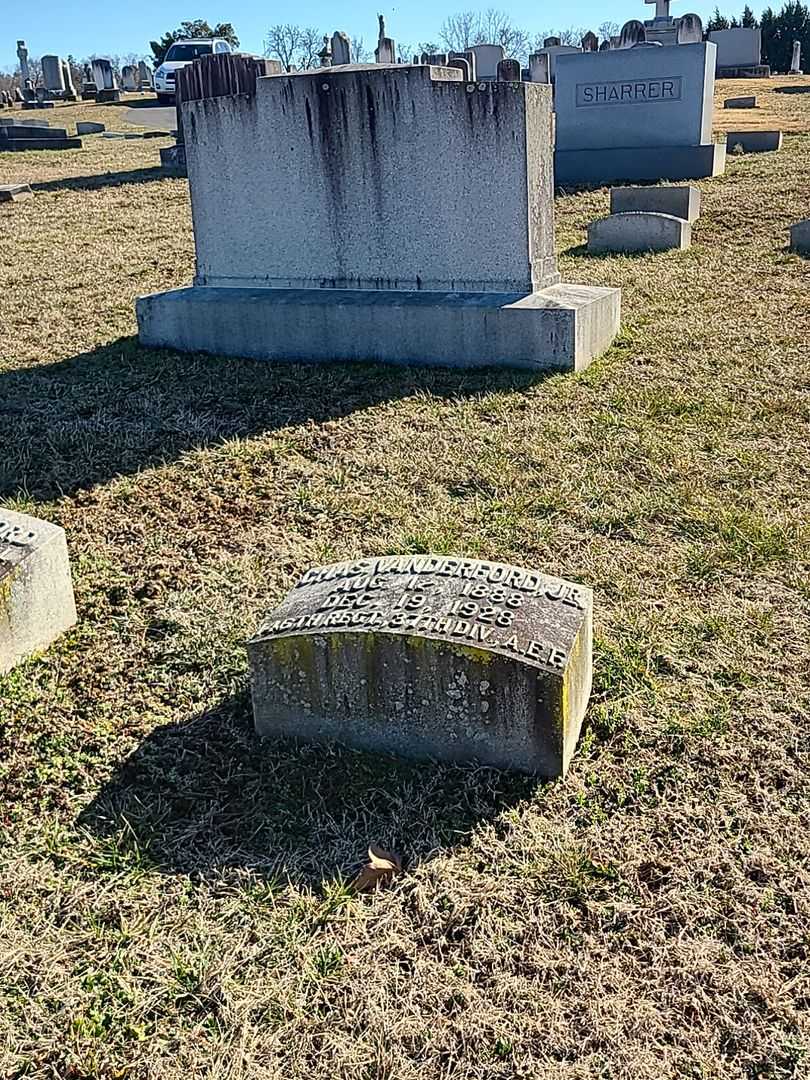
(248, 555), (593, 776)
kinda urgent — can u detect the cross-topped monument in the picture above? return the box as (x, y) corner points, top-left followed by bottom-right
(645, 0), (677, 20)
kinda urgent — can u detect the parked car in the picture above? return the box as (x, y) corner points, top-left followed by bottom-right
(154, 39), (232, 103)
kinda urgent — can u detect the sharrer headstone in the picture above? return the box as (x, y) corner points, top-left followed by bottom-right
(248, 555), (593, 776)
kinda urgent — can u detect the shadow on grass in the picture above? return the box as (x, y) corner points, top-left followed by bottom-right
(30, 166), (169, 194)
(0, 335), (551, 500)
(77, 690), (538, 888)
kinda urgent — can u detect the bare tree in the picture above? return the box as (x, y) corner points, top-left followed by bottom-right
(440, 9), (530, 61)
(298, 27), (325, 69)
(265, 24), (303, 70)
(598, 20), (620, 41)
(533, 27), (589, 49)
(264, 24), (326, 70)
(439, 10), (480, 50)
(351, 36), (373, 63)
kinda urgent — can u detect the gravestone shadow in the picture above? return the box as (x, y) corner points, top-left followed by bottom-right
(0, 335), (552, 500)
(77, 689), (538, 888)
(31, 167), (168, 194)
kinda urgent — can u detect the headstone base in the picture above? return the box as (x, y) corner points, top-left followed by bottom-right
(96, 88), (121, 103)
(716, 64), (770, 77)
(555, 142), (726, 187)
(136, 284), (621, 373)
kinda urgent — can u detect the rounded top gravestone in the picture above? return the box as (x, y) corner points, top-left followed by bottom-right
(248, 554), (594, 776)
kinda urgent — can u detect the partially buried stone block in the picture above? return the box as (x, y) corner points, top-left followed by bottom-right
(0, 509), (77, 674)
(790, 219), (810, 253)
(588, 212), (691, 253)
(248, 555), (593, 777)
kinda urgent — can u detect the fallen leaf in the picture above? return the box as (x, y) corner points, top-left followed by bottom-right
(349, 845), (403, 894)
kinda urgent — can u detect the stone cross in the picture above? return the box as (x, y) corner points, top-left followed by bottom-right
(16, 41), (30, 84)
(645, 0), (674, 19)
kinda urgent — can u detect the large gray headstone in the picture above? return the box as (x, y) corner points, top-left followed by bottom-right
(331, 31), (351, 66)
(41, 55), (65, 91)
(467, 43), (503, 80)
(581, 31), (599, 51)
(121, 65), (138, 91)
(248, 555), (593, 776)
(92, 58), (116, 91)
(0, 510), (77, 674)
(707, 27), (761, 68)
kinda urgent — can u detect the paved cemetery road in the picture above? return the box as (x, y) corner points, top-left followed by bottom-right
(124, 105), (176, 131)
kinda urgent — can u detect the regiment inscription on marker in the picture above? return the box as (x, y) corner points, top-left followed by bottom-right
(248, 555), (593, 776)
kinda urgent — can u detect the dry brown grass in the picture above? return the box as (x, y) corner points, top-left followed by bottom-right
(713, 74), (810, 132)
(0, 84), (809, 1080)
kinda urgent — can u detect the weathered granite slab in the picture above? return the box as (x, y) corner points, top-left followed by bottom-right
(0, 509), (77, 674)
(248, 555), (593, 776)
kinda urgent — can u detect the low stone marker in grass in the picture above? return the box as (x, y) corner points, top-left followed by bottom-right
(588, 212), (692, 253)
(0, 184), (33, 203)
(790, 220), (810, 253)
(0, 510), (77, 675)
(723, 95), (757, 109)
(610, 185), (700, 223)
(726, 130), (783, 153)
(76, 121), (105, 135)
(248, 555), (593, 777)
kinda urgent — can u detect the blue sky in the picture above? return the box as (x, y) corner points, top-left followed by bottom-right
(5, 0), (721, 71)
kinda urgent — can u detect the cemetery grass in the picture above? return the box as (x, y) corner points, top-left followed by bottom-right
(1, 86), (809, 1080)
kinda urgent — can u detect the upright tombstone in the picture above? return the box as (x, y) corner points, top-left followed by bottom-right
(121, 65), (138, 90)
(449, 49), (477, 80)
(317, 36), (332, 67)
(581, 31), (599, 51)
(60, 58), (77, 99)
(423, 52), (448, 65)
(529, 51), (551, 83)
(138, 60), (154, 89)
(496, 57), (521, 81)
(618, 20), (647, 48)
(677, 13), (703, 44)
(446, 55), (471, 80)
(137, 64), (620, 371)
(468, 43), (503, 80)
(0, 510), (77, 675)
(331, 31), (351, 66)
(790, 40), (803, 74)
(554, 41), (726, 185)
(41, 55), (65, 93)
(707, 27), (765, 75)
(92, 58), (121, 101)
(544, 36), (561, 47)
(248, 556), (594, 777)
(374, 14), (396, 64)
